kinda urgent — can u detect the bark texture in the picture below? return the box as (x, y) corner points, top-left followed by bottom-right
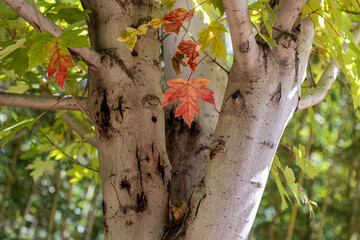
(82, 0), (171, 239)
(169, 17), (315, 240)
(163, 1), (227, 203)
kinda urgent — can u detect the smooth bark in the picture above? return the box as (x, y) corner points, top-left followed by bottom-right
(81, 0), (171, 239)
(170, 15), (315, 240)
(163, 0), (227, 203)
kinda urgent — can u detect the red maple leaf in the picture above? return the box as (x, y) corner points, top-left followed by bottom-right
(176, 40), (202, 71)
(162, 8), (194, 35)
(48, 41), (73, 89)
(162, 78), (215, 126)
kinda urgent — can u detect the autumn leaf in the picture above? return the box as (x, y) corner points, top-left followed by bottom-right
(176, 40), (202, 71)
(162, 78), (215, 126)
(117, 24), (148, 51)
(147, 19), (165, 29)
(47, 40), (73, 89)
(169, 201), (187, 223)
(162, 8), (194, 35)
(198, 20), (228, 59)
(172, 52), (187, 74)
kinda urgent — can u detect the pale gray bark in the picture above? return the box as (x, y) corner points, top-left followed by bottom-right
(82, 0), (171, 239)
(0, 92), (86, 111)
(163, 0), (227, 203)
(169, 14), (315, 240)
(273, 0), (309, 33)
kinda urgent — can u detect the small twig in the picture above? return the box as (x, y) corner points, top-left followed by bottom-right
(310, 52), (351, 95)
(213, 105), (220, 114)
(0, 16), (14, 39)
(342, 9), (360, 15)
(64, 81), (101, 130)
(162, 223), (175, 240)
(35, 124), (99, 173)
(181, 25), (229, 74)
(279, 142), (295, 153)
(31, 0), (43, 32)
(307, 3), (341, 37)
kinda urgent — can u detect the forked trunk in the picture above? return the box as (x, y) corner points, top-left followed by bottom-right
(169, 18), (315, 240)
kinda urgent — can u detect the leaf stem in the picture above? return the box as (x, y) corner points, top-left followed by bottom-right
(31, 0), (43, 32)
(36, 98), (73, 120)
(193, 0), (208, 10)
(64, 81), (101, 129)
(181, 25), (229, 73)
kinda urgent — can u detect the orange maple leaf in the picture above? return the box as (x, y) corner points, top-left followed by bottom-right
(162, 78), (215, 126)
(162, 8), (194, 35)
(176, 40), (202, 71)
(48, 41), (73, 89)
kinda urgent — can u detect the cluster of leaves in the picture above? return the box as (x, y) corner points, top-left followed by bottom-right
(302, 0), (360, 108)
(271, 149), (317, 215)
(0, 1), (97, 185)
(118, 1), (228, 126)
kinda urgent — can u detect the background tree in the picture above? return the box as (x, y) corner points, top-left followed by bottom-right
(0, 0), (359, 239)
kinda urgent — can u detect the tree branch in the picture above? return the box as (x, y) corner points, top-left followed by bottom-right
(0, 92), (87, 111)
(60, 112), (97, 147)
(273, 0), (308, 33)
(3, 0), (101, 69)
(223, 0), (259, 61)
(298, 23), (360, 111)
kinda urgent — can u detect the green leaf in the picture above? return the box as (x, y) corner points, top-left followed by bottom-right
(198, 20), (228, 59)
(66, 164), (96, 183)
(28, 32), (55, 69)
(271, 155), (291, 210)
(253, 23), (277, 49)
(262, 2), (277, 38)
(294, 145), (317, 179)
(211, 36), (227, 60)
(46, 8), (91, 24)
(6, 82), (29, 94)
(207, 0), (225, 16)
(271, 167), (290, 210)
(59, 29), (90, 48)
(27, 158), (55, 181)
(284, 166), (300, 204)
(0, 116), (36, 148)
(7, 47), (30, 77)
(162, 0), (176, 11)
(0, 38), (25, 61)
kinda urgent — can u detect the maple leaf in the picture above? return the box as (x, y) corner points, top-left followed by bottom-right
(27, 159), (55, 181)
(47, 41), (73, 89)
(162, 8), (194, 35)
(198, 20), (228, 59)
(117, 24), (148, 50)
(162, 78), (215, 126)
(176, 40), (202, 71)
(147, 19), (165, 29)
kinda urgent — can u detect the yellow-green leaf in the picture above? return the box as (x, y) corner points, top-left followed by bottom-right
(118, 25), (148, 51)
(27, 159), (55, 181)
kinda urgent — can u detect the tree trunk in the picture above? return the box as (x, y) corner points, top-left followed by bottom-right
(163, 0), (227, 203)
(170, 18), (315, 239)
(82, 0), (171, 239)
